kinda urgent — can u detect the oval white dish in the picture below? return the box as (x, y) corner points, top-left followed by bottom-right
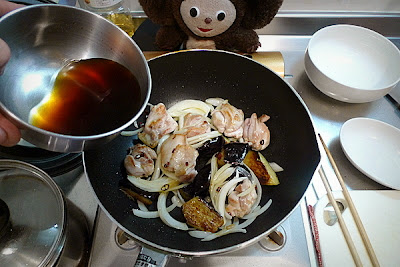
(340, 117), (400, 190)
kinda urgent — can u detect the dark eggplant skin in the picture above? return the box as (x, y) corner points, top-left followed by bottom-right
(196, 136), (224, 157)
(196, 136), (224, 171)
(220, 143), (249, 165)
(182, 139), (250, 200)
(180, 163), (211, 200)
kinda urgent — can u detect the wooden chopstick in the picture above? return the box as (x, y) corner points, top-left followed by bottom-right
(318, 167), (363, 267)
(318, 134), (380, 267)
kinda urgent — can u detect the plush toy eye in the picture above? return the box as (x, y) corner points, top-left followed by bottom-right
(216, 11), (226, 21)
(190, 7), (200, 18)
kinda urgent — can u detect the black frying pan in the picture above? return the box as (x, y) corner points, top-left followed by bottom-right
(83, 50), (320, 259)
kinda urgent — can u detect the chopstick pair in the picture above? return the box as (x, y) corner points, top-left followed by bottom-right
(318, 134), (380, 267)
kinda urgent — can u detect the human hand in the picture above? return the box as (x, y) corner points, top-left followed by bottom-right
(0, 38), (10, 75)
(0, 0), (24, 146)
(0, 0), (25, 74)
(0, 0), (24, 15)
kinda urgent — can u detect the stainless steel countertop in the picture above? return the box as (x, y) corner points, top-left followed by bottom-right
(259, 15), (400, 190)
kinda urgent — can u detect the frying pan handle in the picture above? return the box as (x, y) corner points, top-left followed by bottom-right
(134, 246), (170, 267)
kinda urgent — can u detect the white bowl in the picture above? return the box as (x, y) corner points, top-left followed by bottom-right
(340, 117), (400, 190)
(304, 24), (400, 103)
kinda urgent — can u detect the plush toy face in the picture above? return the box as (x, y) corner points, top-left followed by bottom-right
(180, 0), (237, 38)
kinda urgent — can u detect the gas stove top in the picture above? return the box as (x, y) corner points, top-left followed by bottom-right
(88, 201), (313, 267)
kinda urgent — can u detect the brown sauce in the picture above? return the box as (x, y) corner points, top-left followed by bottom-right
(29, 58), (142, 136)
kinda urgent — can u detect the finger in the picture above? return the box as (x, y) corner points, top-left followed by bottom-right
(0, 38), (11, 75)
(0, 0), (24, 16)
(0, 114), (21, 147)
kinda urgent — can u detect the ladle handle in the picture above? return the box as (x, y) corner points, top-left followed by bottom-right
(134, 246), (170, 267)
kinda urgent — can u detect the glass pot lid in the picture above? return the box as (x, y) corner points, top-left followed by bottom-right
(0, 159), (66, 267)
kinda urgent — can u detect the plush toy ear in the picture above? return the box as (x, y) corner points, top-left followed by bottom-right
(241, 0), (283, 29)
(139, 0), (176, 25)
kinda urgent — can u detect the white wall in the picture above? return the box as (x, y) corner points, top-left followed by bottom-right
(125, 0), (400, 13)
(280, 0), (400, 13)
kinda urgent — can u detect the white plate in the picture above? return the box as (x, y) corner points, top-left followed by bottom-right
(340, 118), (400, 190)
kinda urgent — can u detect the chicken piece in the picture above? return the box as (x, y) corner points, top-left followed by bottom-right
(138, 103), (178, 148)
(160, 134), (199, 183)
(182, 196), (224, 233)
(225, 178), (257, 218)
(243, 113), (270, 151)
(182, 113), (211, 138)
(124, 144), (157, 177)
(211, 103), (244, 138)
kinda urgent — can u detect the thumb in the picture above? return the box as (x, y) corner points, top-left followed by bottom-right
(0, 114), (21, 147)
(0, 38), (11, 75)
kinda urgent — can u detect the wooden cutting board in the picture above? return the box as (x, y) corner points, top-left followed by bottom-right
(314, 190), (400, 267)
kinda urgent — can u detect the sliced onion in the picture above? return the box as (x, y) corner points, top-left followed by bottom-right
(189, 139), (210, 149)
(137, 200), (148, 211)
(237, 182), (256, 198)
(120, 127), (143, 136)
(173, 190), (186, 205)
(188, 230), (213, 239)
(236, 216), (257, 229)
(171, 195), (183, 208)
(167, 100), (211, 117)
(157, 192), (188, 231)
(133, 201), (177, 219)
(227, 184), (236, 196)
(215, 177), (246, 219)
(187, 131), (221, 145)
(161, 168), (181, 181)
(209, 165), (234, 206)
(178, 114), (185, 130)
(151, 154), (161, 181)
(242, 199), (272, 220)
(205, 98), (226, 107)
(243, 163), (262, 213)
(127, 175), (188, 192)
(224, 210), (232, 220)
(269, 162), (284, 172)
(210, 164), (233, 189)
(156, 135), (170, 154)
(201, 228), (246, 241)
(210, 155), (218, 182)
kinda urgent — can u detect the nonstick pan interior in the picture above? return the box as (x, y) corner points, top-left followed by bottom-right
(83, 50), (320, 256)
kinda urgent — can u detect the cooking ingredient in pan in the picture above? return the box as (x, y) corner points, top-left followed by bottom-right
(29, 58), (141, 136)
(122, 98), (283, 241)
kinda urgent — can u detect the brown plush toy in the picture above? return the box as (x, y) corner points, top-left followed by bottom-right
(138, 0), (283, 53)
